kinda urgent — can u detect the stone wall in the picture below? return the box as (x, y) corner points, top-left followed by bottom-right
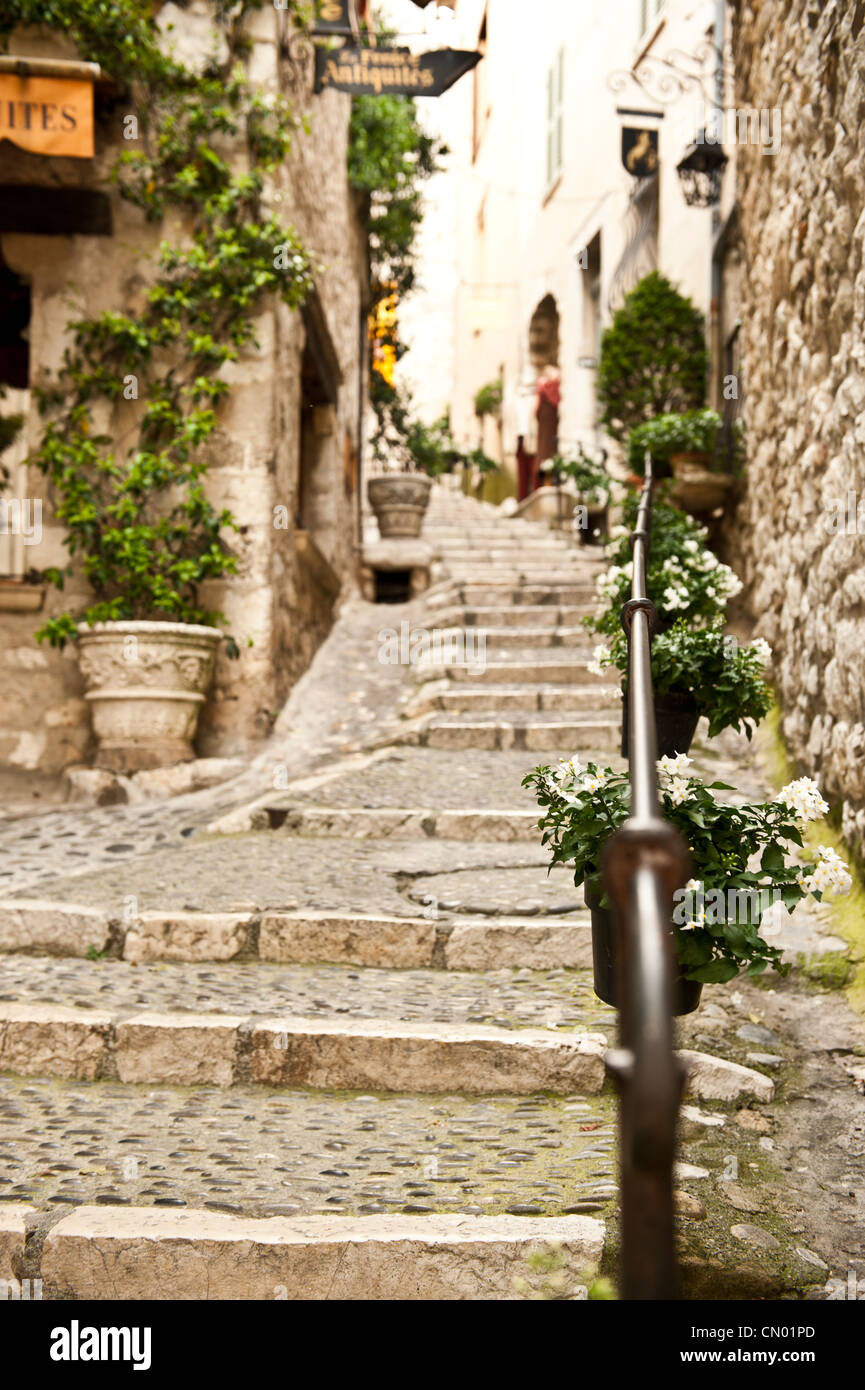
(0, 5), (366, 783)
(726, 0), (865, 857)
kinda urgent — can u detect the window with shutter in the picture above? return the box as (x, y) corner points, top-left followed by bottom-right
(545, 46), (564, 194)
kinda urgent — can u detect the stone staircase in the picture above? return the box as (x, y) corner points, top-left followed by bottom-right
(0, 485), (773, 1300)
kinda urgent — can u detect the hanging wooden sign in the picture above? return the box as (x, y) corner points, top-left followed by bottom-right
(315, 45), (481, 97)
(621, 126), (659, 178)
(0, 72), (94, 158)
(311, 0), (360, 37)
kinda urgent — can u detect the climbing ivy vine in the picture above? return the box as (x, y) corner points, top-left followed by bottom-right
(1, 1), (314, 650)
(347, 79), (448, 474)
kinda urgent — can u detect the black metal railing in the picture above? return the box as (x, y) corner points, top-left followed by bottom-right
(601, 458), (691, 1300)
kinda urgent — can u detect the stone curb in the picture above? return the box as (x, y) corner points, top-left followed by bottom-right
(0, 903), (591, 969)
(415, 719), (620, 752)
(0, 1003), (609, 1094)
(269, 807), (543, 841)
(40, 1207), (605, 1300)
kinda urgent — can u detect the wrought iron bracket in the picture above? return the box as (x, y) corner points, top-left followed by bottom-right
(602, 818), (692, 918)
(620, 596), (658, 637)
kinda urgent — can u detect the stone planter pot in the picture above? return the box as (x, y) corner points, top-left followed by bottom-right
(621, 686), (700, 759)
(585, 882), (703, 1016)
(0, 578), (44, 612)
(576, 497), (609, 546)
(77, 620), (221, 773)
(670, 453), (734, 514)
(368, 474), (433, 539)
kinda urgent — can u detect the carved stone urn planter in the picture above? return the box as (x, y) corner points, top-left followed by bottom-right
(670, 453), (734, 514)
(77, 621), (221, 773)
(368, 474), (433, 539)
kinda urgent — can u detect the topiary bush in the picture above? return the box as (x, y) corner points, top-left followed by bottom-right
(598, 272), (708, 441)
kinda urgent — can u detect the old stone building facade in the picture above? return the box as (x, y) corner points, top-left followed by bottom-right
(726, 0), (865, 859)
(0, 4), (366, 793)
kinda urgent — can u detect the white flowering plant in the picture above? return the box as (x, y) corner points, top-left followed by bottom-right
(523, 758), (852, 984)
(586, 500), (742, 639)
(588, 619), (772, 739)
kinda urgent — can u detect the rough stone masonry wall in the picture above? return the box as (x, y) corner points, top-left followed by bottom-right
(0, 6), (364, 783)
(727, 0), (865, 859)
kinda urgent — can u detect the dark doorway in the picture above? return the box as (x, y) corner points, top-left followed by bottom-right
(0, 251), (30, 389)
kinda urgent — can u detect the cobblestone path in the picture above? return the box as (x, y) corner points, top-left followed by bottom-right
(1, 487), (864, 1300)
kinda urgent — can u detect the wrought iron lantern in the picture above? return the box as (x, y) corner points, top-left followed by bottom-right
(676, 133), (728, 208)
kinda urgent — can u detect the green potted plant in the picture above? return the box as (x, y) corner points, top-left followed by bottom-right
(524, 758), (852, 1012)
(627, 410), (739, 513)
(367, 380), (450, 537)
(597, 272), (708, 471)
(539, 448), (610, 543)
(589, 620), (772, 758)
(34, 430), (242, 772)
(587, 499), (743, 639)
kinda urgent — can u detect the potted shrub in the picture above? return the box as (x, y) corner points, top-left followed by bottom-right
(367, 379), (447, 537)
(589, 620), (773, 758)
(540, 448), (610, 543)
(524, 757), (852, 1011)
(587, 499), (743, 640)
(597, 272), (707, 455)
(627, 411), (739, 512)
(35, 448), (241, 773)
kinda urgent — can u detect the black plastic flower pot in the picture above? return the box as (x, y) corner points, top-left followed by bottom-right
(584, 883), (703, 1016)
(620, 687), (700, 759)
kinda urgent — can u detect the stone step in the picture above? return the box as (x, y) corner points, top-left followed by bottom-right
(434, 549), (584, 564)
(450, 584), (598, 607)
(475, 628), (592, 651)
(0, 901), (592, 970)
(418, 717), (619, 753)
(441, 659), (610, 686)
(275, 806), (542, 840)
(410, 683), (620, 715)
(35, 1207), (607, 1300)
(0, 1003), (608, 1094)
(455, 606), (594, 628)
(0, 1081), (615, 1226)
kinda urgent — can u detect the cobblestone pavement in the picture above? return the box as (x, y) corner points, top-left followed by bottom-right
(0, 1077), (616, 1217)
(13, 837), (584, 916)
(2, 486), (864, 1301)
(0, 956), (614, 1033)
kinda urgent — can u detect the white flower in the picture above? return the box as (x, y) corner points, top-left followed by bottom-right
(658, 753), (693, 777)
(751, 637), (772, 664)
(663, 556), (681, 572)
(683, 538), (700, 554)
(551, 756), (584, 787)
(666, 777), (692, 805)
(586, 644), (612, 676)
(663, 586), (689, 610)
(806, 845), (852, 895)
(580, 770), (609, 793)
(778, 777), (830, 822)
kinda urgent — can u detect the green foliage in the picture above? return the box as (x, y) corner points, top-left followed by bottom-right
(540, 448), (610, 503)
(587, 499), (741, 638)
(473, 378), (502, 419)
(348, 92), (445, 311)
(605, 619), (772, 739)
(522, 756), (838, 983)
(597, 271), (707, 441)
(371, 379), (498, 478)
(628, 408), (723, 475)
(1, 2), (312, 647)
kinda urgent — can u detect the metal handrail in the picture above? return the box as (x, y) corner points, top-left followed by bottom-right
(601, 457), (691, 1300)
